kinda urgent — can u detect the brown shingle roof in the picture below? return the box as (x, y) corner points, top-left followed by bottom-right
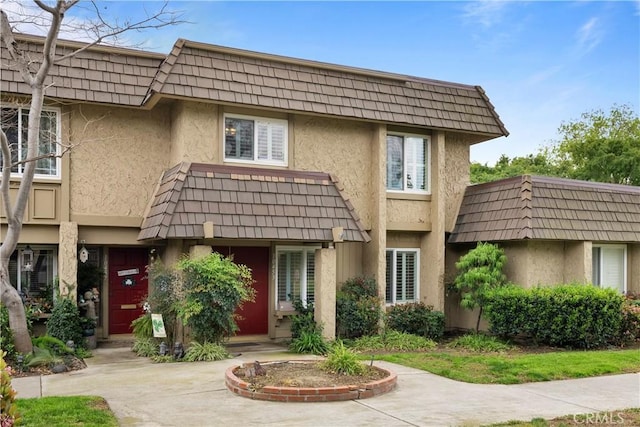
(138, 163), (370, 243)
(449, 175), (640, 243)
(1, 35), (164, 106)
(2, 35), (507, 137)
(146, 40), (508, 137)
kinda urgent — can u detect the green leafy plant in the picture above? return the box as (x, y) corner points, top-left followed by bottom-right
(386, 302), (445, 340)
(289, 330), (329, 355)
(0, 351), (21, 426)
(336, 276), (382, 339)
(132, 337), (160, 357)
(484, 284), (624, 349)
(31, 335), (74, 356)
(174, 253), (255, 344)
(183, 341), (230, 362)
(0, 304), (17, 362)
(74, 347), (93, 359)
(146, 261), (181, 347)
(352, 330), (436, 352)
(26, 346), (63, 368)
(290, 299), (320, 338)
(131, 313), (154, 339)
(613, 294), (640, 346)
(150, 355), (176, 363)
(46, 297), (84, 349)
(321, 340), (365, 376)
(453, 242), (508, 332)
(447, 333), (513, 352)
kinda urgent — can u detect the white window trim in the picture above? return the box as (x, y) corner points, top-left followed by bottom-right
(386, 247), (420, 304)
(223, 113), (288, 167)
(386, 132), (431, 195)
(2, 105), (62, 180)
(274, 245), (319, 311)
(592, 243), (627, 293)
(15, 245), (58, 294)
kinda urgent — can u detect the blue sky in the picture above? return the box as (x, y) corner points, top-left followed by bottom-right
(51, 1), (640, 163)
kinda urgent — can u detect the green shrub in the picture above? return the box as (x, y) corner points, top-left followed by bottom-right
(290, 299), (319, 338)
(0, 352), (21, 426)
(352, 330), (436, 352)
(484, 284), (624, 349)
(131, 313), (154, 339)
(447, 333), (513, 352)
(26, 347), (62, 368)
(0, 304), (16, 362)
(146, 261), (181, 346)
(336, 276), (382, 339)
(31, 336), (74, 356)
(321, 341), (365, 376)
(183, 341), (230, 362)
(614, 296), (640, 346)
(46, 298), (84, 349)
(174, 253), (255, 344)
(151, 355), (176, 363)
(386, 302), (445, 340)
(132, 337), (159, 357)
(289, 330), (329, 355)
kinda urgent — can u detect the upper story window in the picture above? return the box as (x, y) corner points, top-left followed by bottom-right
(592, 244), (626, 293)
(224, 114), (287, 166)
(385, 248), (419, 304)
(386, 134), (430, 194)
(0, 106), (61, 178)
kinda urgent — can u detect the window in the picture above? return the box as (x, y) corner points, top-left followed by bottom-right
(385, 249), (419, 303)
(276, 247), (316, 310)
(9, 246), (57, 298)
(0, 107), (60, 177)
(224, 114), (287, 166)
(387, 134), (429, 193)
(592, 244), (626, 293)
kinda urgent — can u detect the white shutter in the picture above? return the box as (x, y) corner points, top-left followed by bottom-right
(601, 247), (625, 293)
(271, 123), (285, 161)
(256, 121), (270, 160)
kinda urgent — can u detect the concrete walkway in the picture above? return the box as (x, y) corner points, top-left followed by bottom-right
(12, 345), (640, 427)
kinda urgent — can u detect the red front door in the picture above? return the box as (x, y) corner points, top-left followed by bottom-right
(108, 248), (149, 334)
(212, 246), (269, 335)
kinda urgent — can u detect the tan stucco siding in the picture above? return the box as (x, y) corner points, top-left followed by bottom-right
(386, 198), (431, 229)
(563, 241), (591, 284)
(292, 115), (373, 229)
(443, 132), (472, 232)
(335, 242), (363, 286)
(69, 104), (171, 218)
(629, 244), (640, 294)
(170, 101), (219, 165)
(386, 231), (422, 249)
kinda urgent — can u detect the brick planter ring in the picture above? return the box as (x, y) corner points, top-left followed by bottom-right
(225, 361), (397, 402)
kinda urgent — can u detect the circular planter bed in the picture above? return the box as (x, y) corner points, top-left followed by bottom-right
(225, 360), (397, 402)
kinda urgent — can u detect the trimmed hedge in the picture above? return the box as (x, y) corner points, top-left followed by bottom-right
(484, 284), (624, 349)
(386, 302), (445, 341)
(336, 277), (382, 339)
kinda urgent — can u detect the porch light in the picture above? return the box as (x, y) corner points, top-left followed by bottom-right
(21, 246), (33, 272)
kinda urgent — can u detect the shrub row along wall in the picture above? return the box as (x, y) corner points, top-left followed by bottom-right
(484, 284), (624, 349)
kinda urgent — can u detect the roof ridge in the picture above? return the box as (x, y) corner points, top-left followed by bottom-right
(518, 175), (533, 239)
(530, 175), (640, 194)
(144, 38), (187, 105)
(474, 86), (510, 137)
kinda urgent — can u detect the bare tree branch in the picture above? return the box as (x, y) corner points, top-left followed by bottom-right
(0, 130), (14, 226)
(0, 8), (35, 86)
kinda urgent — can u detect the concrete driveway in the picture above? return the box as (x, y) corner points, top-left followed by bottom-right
(12, 345), (640, 426)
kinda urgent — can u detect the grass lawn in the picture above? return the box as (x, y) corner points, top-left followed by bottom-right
(15, 396), (118, 427)
(371, 348), (640, 384)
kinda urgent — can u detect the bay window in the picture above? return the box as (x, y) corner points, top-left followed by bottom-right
(385, 248), (419, 304)
(387, 133), (429, 193)
(276, 247), (316, 310)
(0, 107), (60, 178)
(224, 114), (287, 166)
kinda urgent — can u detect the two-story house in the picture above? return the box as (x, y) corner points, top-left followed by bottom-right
(1, 34), (507, 340)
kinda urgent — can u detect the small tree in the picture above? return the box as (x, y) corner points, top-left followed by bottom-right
(454, 242), (507, 332)
(173, 253), (255, 344)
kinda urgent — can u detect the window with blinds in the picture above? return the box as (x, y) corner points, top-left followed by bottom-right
(386, 133), (429, 193)
(385, 248), (419, 304)
(592, 245), (626, 293)
(9, 247), (57, 298)
(224, 114), (287, 166)
(276, 247), (318, 310)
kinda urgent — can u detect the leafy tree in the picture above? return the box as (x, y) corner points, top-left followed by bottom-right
(173, 253), (255, 344)
(471, 152), (563, 184)
(0, 1), (181, 353)
(453, 242), (507, 332)
(552, 104), (640, 185)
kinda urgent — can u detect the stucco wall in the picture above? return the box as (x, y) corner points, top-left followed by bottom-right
(336, 242), (363, 286)
(443, 132), (472, 232)
(386, 198), (431, 227)
(293, 115), (373, 229)
(170, 101), (219, 165)
(563, 241), (591, 284)
(386, 231), (422, 249)
(629, 244), (640, 294)
(69, 104), (171, 217)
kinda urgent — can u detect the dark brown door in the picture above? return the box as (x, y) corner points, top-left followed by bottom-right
(108, 248), (149, 334)
(212, 246), (269, 335)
